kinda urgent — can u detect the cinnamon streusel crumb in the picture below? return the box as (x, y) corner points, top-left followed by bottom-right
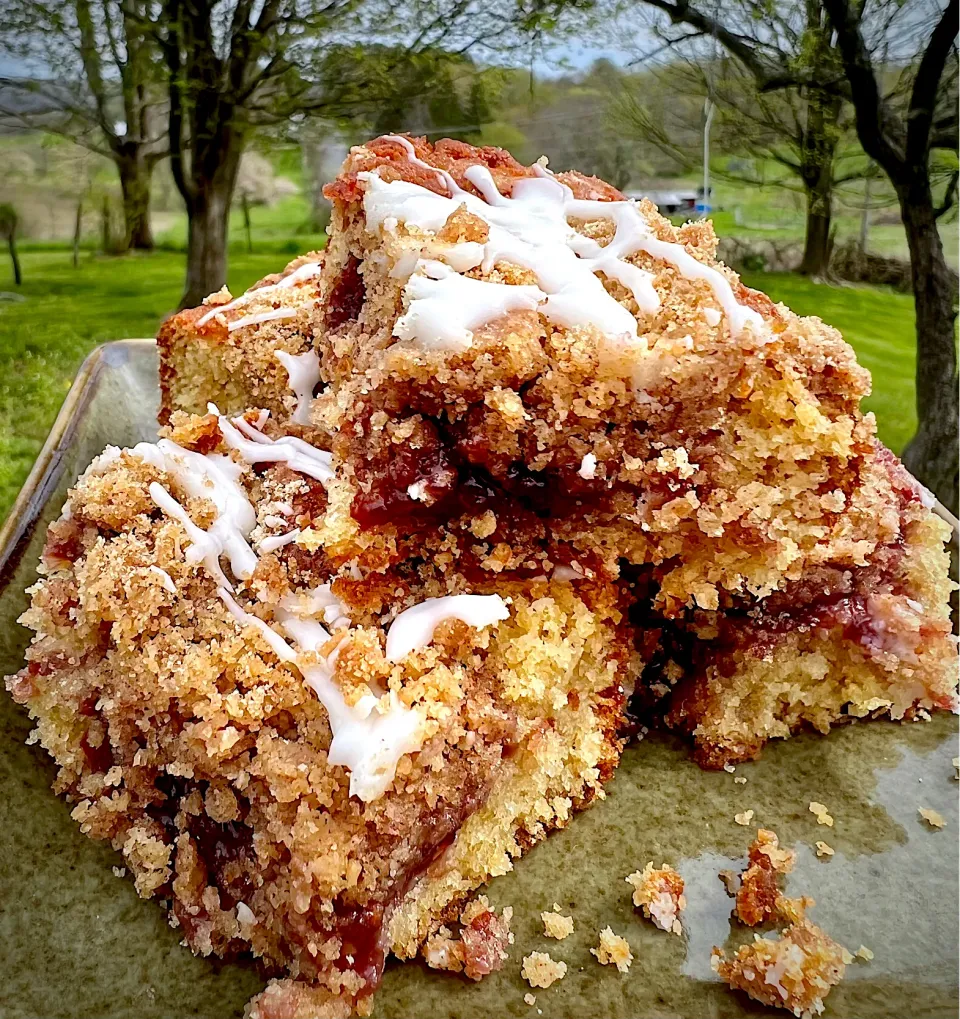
(712, 920), (847, 1016)
(540, 906), (574, 940)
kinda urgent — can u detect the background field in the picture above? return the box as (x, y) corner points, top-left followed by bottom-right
(0, 246), (918, 524)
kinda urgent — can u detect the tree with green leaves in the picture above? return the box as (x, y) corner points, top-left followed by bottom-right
(148, 0), (562, 308)
(635, 0), (959, 513)
(0, 0), (168, 250)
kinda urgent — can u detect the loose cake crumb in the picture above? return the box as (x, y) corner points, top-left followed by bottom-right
(591, 927), (633, 972)
(815, 841), (835, 858)
(809, 801), (834, 826)
(855, 945), (874, 961)
(919, 807), (945, 829)
(422, 897), (514, 980)
(723, 763), (736, 773)
(734, 809), (754, 825)
(736, 829), (797, 926)
(626, 863), (686, 934)
(112, 866), (127, 878)
(541, 906), (574, 940)
(952, 756), (959, 780)
(521, 951), (567, 988)
(712, 920), (847, 1017)
(734, 776), (747, 785)
(523, 992), (536, 1006)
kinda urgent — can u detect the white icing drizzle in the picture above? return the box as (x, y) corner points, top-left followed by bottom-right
(228, 308), (298, 332)
(148, 565), (177, 594)
(275, 349), (321, 425)
(704, 307), (722, 327)
(394, 260), (545, 350)
(385, 594), (510, 662)
(578, 453), (597, 480)
(136, 441), (259, 588)
(236, 902), (256, 925)
(219, 584), (300, 662)
(361, 141), (764, 350)
(258, 529), (301, 553)
(277, 607), (426, 802)
(280, 585), (350, 630)
(210, 404), (334, 483)
(196, 260), (323, 327)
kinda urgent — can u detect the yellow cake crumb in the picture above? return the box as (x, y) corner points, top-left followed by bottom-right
(815, 841), (835, 858)
(591, 927), (633, 973)
(541, 907), (574, 940)
(856, 945), (874, 961)
(523, 992), (536, 1006)
(734, 776), (747, 785)
(734, 809), (754, 826)
(919, 807), (945, 829)
(521, 951), (567, 988)
(809, 801), (834, 826)
(952, 756), (959, 780)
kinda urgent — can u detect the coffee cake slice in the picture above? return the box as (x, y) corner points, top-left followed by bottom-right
(7, 410), (630, 1017)
(158, 252), (325, 424)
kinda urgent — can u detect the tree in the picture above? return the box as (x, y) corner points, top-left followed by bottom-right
(0, 0), (168, 250)
(625, 2), (870, 277)
(151, 0), (566, 309)
(635, 0), (959, 513)
(821, 0), (958, 514)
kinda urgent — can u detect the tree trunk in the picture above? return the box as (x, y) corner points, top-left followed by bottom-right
(101, 195), (111, 252)
(241, 191), (253, 253)
(180, 181), (233, 309)
(176, 117), (245, 310)
(797, 84), (840, 277)
(8, 234), (21, 285)
(897, 178), (959, 517)
(73, 200), (83, 268)
(798, 176), (833, 276)
(118, 152), (155, 251)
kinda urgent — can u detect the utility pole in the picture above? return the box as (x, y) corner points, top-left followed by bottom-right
(700, 98), (715, 218)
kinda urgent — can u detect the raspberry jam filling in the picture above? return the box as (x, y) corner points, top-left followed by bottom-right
(324, 255), (365, 332)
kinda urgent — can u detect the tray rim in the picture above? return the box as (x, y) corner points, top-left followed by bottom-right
(1, 336), (957, 582)
(0, 339), (156, 585)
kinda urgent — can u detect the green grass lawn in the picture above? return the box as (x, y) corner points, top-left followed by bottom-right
(0, 251), (919, 524)
(742, 270), (917, 452)
(0, 250), (294, 522)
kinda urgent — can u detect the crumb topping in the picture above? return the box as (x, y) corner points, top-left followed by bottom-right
(541, 906), (574, 940)
(712, 920), (847, 1017)
(808, 802), (834, 827)
(919, 806), (946, 829)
